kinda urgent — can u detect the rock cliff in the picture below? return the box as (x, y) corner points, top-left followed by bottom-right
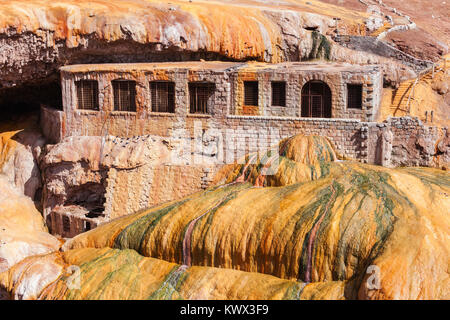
(0, 0), (417, 93)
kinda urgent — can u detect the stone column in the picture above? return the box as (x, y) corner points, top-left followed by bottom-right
(375, 126), (393, 167)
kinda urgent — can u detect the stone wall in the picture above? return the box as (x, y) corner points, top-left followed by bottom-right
(40, 105), (64, 144)
(40, 115), (448, 238)
(47, 62), (382, 146)
(366, 117), (449, 168)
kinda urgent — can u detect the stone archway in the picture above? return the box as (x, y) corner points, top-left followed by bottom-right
(301, 80), (332, 118)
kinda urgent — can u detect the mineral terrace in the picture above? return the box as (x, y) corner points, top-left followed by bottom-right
(0, 0), (448, 301)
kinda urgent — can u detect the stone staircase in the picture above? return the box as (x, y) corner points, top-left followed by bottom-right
(390, 81), (414, 116)
(389, 58), (448, 116)
(371, 23), (392, 37)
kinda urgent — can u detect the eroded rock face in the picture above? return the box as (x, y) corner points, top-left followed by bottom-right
(63, 135), (450, 300)
(0, 176), (60, 274)
(0, 0), (417, 93)
(0, 115), (45, 200)
(40, 134), (221, 237)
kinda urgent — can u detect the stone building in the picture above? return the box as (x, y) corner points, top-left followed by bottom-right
(42, 61), (383, 143)
(39, 61), (446, 238)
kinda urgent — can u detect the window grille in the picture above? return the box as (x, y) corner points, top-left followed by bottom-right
(301, 81), (332, 118)
(271, 82), (286, 107)
(76, 80), (99, 110)
(189, 83), (215, 114)
(244, 81), (259, 106)
(62, 216), (70, 233)
(347, 84), (363, 109)
(112, 80), (137, 112)
(150, 81), (175, 113)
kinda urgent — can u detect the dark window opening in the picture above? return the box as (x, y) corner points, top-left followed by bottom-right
(271, 82), (286, 107)
(301, 81), (332, 118)
(75, 80), (99, 110)
(84, 221), (91, 232)
(189, 83), (215, 114)
(112, 80), (136, 112)
(244, 81), (259, 106)
(347, 84), (363, 109)
(62, 216), (70, 233)
(150, 81), (175, 113)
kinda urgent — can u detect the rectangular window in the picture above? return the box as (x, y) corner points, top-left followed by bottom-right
(244, 81), (259, 106)
(150, 81), (175, 113)
(271, 81), (286, 107)
(84, 221), (91, 232)
(62, 216), (70, 233)
(189, 83), (215, 114)
(112, 80), (137, 112)
(76, 80), (99, 110)
(347, 84), (363, 109)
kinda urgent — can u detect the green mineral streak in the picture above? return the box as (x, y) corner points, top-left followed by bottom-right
(331, 168), (402, 280)
(319, 161), (331, 178)
(282, 282), (307, 300)
(64, 249), (143, 300)
(283, 181), (337, 281)
(113, 200), (189, 254)
(185, 188), (243, 266)
(309, 31), (331, 60)
(148, 265), (188, 300)
(400, 167), (450, 188)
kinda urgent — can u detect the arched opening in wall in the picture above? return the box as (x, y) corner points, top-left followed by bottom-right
(301, 81), (332, 118)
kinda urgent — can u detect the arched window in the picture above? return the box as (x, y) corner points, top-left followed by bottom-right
(301, 81), (332, 118)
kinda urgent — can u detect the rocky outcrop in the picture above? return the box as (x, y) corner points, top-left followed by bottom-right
(0, 114), (45, 200)
(63, 135), (450, 300)
(0, 0), (417, 95)
(1, 134), (448, 299)
(0, 175), (60, 275)
(40, 134), (221, 237)
(0, 247), (347, 300)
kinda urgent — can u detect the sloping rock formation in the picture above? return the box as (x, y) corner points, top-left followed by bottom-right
(0, 175), (60, 275)
(63, 135), (450, 300)
(0, 247), (347, 300)
(0, 113), (45, 199)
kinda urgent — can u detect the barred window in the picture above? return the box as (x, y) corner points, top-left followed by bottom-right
(189, 83), (215, 114)
(150, 81), (175, 113)
(301, 81), (332, 118)
(271, 81), (286, 107)
(347, 84), (363, 109)
(76, 80), (99, 110)
(244, 81), (259, 106)
(112, 80), (137, 112)
(62, 216), (70, 233)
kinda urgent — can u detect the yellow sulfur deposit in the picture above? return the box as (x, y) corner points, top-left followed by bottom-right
(61, 135), (450, 300)
(0, 247), (347, 300)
